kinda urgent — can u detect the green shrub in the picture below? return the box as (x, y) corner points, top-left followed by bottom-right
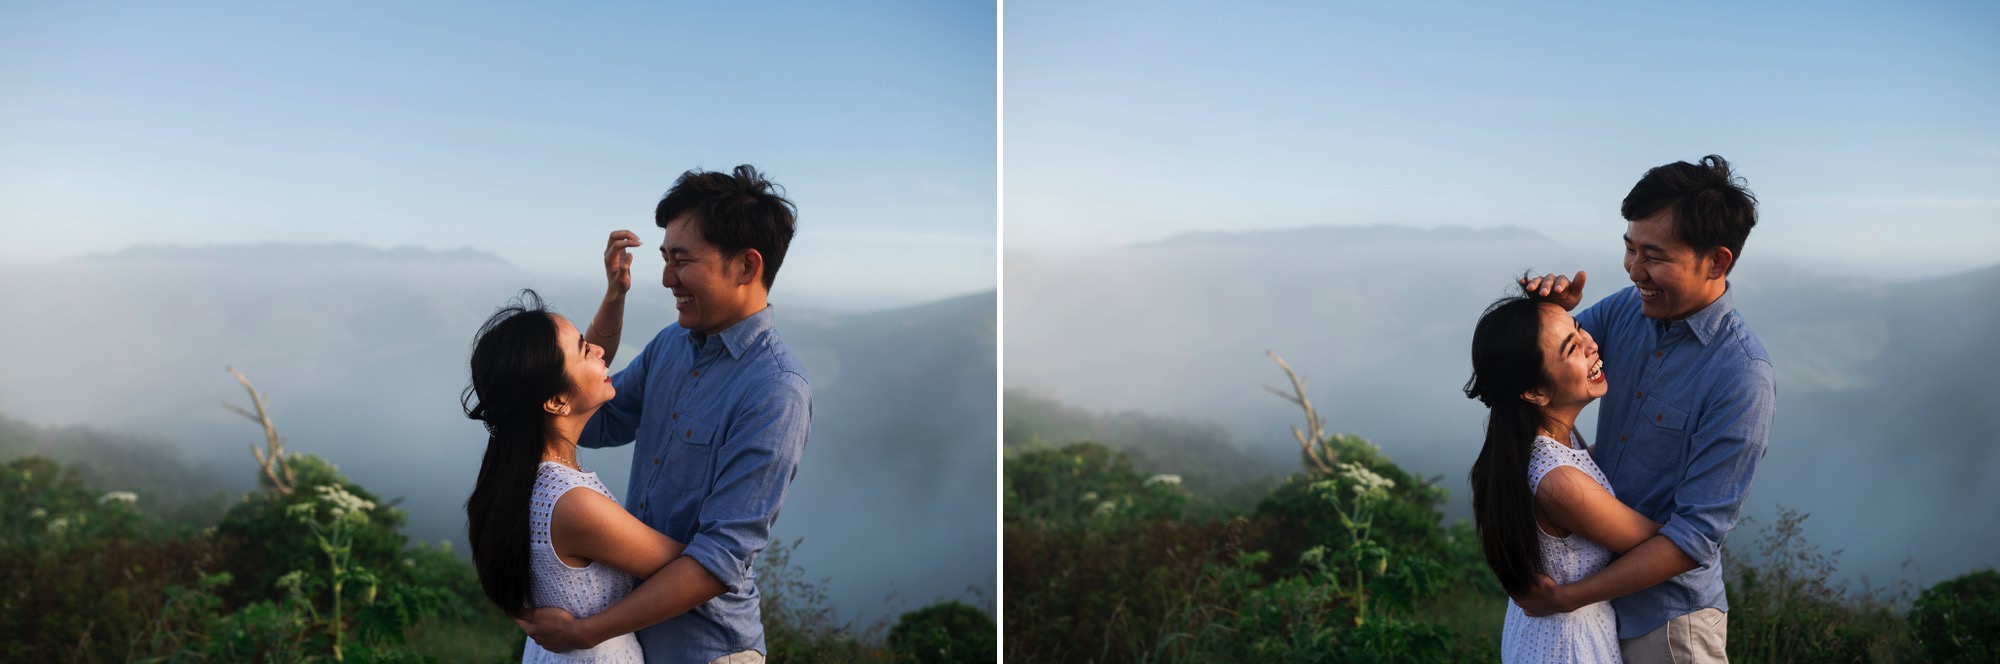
(888, 601), (995, 663)
(1254, 435), (1453, 577)
(1909, 569), (2000, 664)
(1722, 506), (1914, 662)
(1005, 442), (1196, 527)
(213, 454), (412, 605)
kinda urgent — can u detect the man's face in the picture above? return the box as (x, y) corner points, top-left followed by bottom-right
(1622, 209), (1727, 321)
(660, 214), (754, 335)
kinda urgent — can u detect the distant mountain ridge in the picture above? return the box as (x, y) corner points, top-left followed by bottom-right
(89, 242), (511, 266)
(1145, 224), (1553, 249)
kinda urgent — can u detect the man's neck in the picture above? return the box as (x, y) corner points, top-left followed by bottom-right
(1664, 282), (1728, 323)
(694, 297), (770, 338)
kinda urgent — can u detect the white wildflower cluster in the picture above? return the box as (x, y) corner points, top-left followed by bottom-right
(1338, 462), (1395, 499)
(29, 507), (47, 519)
(315, 484), (376, 518)
(47, 516), (71, 535)
(1093, 500), (1120, 518)
(99, 491), (139, 506)
(1143, 474), (1182, 488)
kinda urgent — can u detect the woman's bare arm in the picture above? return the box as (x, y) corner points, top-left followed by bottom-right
(548, 488), (684, 580)
(584, 230), (641, 364)
(1536, 466), (1660, 554)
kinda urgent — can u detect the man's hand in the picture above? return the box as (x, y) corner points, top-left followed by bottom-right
(1519, 270), (1587, 311)
(1511, 573), (1573, 617)
(516, 606), (592, 653)
(604, 230), (642, 295)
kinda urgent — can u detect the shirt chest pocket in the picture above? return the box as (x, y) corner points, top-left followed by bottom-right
(656, 418), (719, 497)
(1626, 396), (1690, 475)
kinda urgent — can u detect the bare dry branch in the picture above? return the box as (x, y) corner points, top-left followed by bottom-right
(1267, 350), (1335, 475)
(226, 366), (294, 495)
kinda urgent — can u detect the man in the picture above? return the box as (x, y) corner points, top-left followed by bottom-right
(521, 165), (811, 664)
(1514, 155), (1776, 663)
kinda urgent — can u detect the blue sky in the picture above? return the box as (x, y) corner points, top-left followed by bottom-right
(1006, 1), (1999, 278)
(0, 1), (996, 307)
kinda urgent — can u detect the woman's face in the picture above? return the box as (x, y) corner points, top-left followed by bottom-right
(550, 315), (615, 414)
(1535, 302), (1605, 408)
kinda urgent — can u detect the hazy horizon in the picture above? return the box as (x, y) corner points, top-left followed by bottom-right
(1006, 1), (2000, 280)
(1, 1), (997, 307)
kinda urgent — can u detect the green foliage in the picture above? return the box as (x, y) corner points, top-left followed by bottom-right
(1, 455), (148, 548)
(1909, 569), (2000, 663)
(1005, 441), (1201, 527)
(1722, 506), (1916, 663)
(888, 601), (996, 663)
(215, 453), (412, 606)
(2, 450), (522, 663)
(758, 536), (898, 663)
(1254, 435), (1454, 578)
(1004, 433), (1492, 663)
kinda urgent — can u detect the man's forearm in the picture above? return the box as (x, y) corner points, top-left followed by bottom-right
(586, 291), (627, 364)
(1560, 535), (1697, 610)
(576, 556), (728, 646)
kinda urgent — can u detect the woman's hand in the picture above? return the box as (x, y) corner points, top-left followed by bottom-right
(603, 230), (641, 295)
(517, 606), (594, 652)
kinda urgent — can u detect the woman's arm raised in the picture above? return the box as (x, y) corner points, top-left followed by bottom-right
(1536, 466), (1660, 554)
(584, 230), (641, 364)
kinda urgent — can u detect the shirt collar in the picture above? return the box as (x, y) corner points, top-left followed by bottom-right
(687, 305), (775, 360)
(1675, 284), (1734, 346)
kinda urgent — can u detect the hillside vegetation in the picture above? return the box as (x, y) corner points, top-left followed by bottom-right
(1003, 375), (1995, 662)
(0, 410), (995, 663)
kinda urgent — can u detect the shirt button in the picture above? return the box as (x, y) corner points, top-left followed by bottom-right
(1656, 413), (1664, 422)
(691, 369), (700, 377)
(671, 412), (679, 421)
(686, 429), (694, 438)
(1620, 435), (1627, 442)
(639, 501), (647, 509)
(1654, 351), (1663, 358)
(653, 457), (660, 465)
(1636, 391), (1644, 399)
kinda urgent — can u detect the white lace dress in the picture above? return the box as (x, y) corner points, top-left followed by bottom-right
(523, 462), (645, 663)
(1501, 436), (1622, 663)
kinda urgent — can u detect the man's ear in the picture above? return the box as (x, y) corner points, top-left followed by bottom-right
(1519, 388), (1549, 408)
(544, 394), (571, 417)
(1704, 246), (1734, 280)
(733, 248), (764, 287)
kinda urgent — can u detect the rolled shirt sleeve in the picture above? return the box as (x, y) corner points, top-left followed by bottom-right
(681, 371), (812, 594)
(1659, 357), (1776, 568)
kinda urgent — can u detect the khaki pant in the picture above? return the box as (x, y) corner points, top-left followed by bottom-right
(1620, 608), (1727, 664)
(707, 651), (765, 664)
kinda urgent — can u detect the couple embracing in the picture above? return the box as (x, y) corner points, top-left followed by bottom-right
(461, 165), (808, 663)
(1468, 155), (1776, 663)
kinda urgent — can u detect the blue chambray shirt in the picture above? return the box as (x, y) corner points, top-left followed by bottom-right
(578, 306), (811, 662)
(1577, 285), (1775, 639)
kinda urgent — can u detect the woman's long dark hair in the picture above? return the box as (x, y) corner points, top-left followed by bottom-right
(461, 290), (568, 616)
(1464, 294), (1555, 596)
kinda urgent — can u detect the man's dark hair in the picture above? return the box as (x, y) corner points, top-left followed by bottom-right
(656, 165), (798, 289)
(1621, 155), (1758, 274)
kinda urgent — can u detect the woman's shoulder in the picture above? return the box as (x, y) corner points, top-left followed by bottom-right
(535, 462), (609, 496)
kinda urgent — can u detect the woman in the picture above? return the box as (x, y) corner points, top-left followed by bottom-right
(462, 290), (677, 663)
(1465, 294), (1661, 662)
